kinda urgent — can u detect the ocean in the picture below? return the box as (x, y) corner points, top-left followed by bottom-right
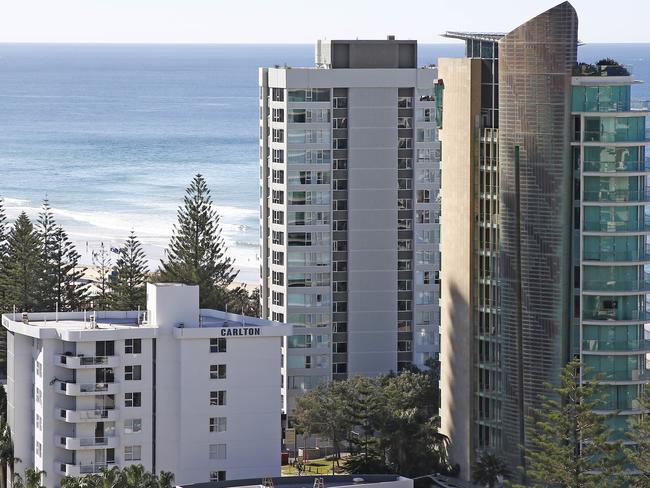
(0, 43), (648, 283)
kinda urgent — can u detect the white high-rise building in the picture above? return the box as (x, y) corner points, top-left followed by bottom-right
(2, 283), (291, 488)
(258, 38), (441, 417)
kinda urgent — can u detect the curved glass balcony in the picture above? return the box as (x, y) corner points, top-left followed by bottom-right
(583, 189), (650, 203)
(583, 159), (650, 173)
(583, 245), (650, 262)
(582, 338), (650, 353)
(584, 218), (650, 233)
(583, 273), (650, 292)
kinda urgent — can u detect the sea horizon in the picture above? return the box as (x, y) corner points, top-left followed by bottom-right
(1, 42), (648, 284)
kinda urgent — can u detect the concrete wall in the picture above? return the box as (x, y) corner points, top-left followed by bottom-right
(439, 57), (482, 481)
(347, 86), (398, 375)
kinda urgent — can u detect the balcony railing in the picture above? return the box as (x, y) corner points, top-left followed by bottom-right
(583, 218), (650, 233)
(583, 274), (650, 292)
(57, 461), (116, 476)
(57, 434), (119, 449)
(58, 408), (118, 423)
(588, 369), (650, 382)
(583, 245), (650, 262)
(583, 159), (650, 173)
(582, 310), (650, 322)
(583, 189), (650, 203)
(56, 381), (119, 396)
(582, 339), (650, 352)
(56, 355), (120, 368)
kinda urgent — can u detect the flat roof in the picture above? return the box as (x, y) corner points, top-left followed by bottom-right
(442, 31), (505, 42)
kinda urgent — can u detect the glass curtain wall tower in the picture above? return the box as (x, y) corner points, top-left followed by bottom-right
(573, 65), (650, 436)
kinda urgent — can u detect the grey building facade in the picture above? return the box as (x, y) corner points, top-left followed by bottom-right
(259, 39), (441, 418)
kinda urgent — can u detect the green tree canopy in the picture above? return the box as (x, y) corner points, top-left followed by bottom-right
(522, 358), (624, 487)
(110, 231), (148, 310)
(159, 174), (237, 309)
(624, 387), (650, 487)
(1, 212), (43, 312)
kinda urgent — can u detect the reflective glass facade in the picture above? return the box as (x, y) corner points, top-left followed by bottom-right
(576, 74), (650, 438)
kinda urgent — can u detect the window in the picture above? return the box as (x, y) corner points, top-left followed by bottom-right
(398, 239), (412, 251)
(416, 128), (436, 143)
(125, 392), (142, 408)
(417, 190), (431, 203)
(416, 210), (430, 224)
(272, 88), (284, 102)
(398, 300), (412, 312)
(209, 417), (227, 433)
(124, 419), (142, 434)
(398, 178), (412, 190)
(272, 210), (284, 225)
(36, 387), (42, 405)
(272, 230), (284, 245)
(333, 138), (348, 149)
(272, 251), (284, 265)
(125, 339), (141, 354)
(398, 340), (412, 352)
(96, 341), (115, 356)
(36, 362), (42, 378)
(398, 219), (412, 230)
(210, 391), (226, 406)
(333, 97), (347, 108)
(272, 291), (284, 306)
(398, 198), (412, 210)
(210, 364), (227, 379)
(332, 342), (347, 353)
(398, 280), (411, 291)
(398, 97), (412, 108)
(272, 108), (284, 122)
(36, 441), (42, 458)
(272, 128), (284, 143)
(272, 271), (284, 286)
(333, 159), (347, 170)
(36, 413), (42, 431)
(333, 117), (347, 129)
(398, 260), (412, 271)
(124, 445), (142, 461)
(272, 190), (284, 205)
(397, 117), (412, 129)
(287, 335), (312, 348)
(272, 149), (284, 163)
(417, 108), (432, 122)
(125, 365), (142, 381)
(398, 158), (412, 169)
(210, 338), (227, 353)
(272, 169), (284, 184)
(210, 471), (226, 482)
(272, 312), (284, 322)
(209, 444), (227, 460)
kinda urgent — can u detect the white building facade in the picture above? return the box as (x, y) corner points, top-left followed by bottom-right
(259, 39), (441, 416)
(2, 283), (291, 488)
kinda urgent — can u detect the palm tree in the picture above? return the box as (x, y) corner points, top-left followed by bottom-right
(473, 451), (510, 488)
(98, 466), (126, 488)
(11, 473), (23, 488)
(23, 468), (46, 488)
(0, 425), (19, 488)
(157, 471), (174, 488)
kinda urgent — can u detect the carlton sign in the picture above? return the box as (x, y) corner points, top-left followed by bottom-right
(220, 327), (262, 337)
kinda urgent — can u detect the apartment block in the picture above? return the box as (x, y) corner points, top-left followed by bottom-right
(2, 283), (291, 488)
(259, 38), (441, 417)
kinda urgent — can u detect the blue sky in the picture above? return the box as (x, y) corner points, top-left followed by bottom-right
(0, 0), (648, 44)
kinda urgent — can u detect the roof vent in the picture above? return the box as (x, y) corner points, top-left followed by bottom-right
(387, 35), (395, 40)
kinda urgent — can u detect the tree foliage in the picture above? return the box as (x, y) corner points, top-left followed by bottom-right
(110, 231), (148, 310)
(522, 358), (624, 487)
(295, 368), (448, 477)
(60, 465), (173, 488)
(1, 212), (43, 312)
(473, 451), (510, 488)
(91, 242), (112, 310)
(624, 388), (650, 487)
(159, 174), (238, 309)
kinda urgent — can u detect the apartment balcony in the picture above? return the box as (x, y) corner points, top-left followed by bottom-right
(58, 408), (119, 423)
(583, 218), (650, 234)
(583, 276), (650, 295)
(583, 189), (650, 205)
(591, 369), (650, 383)
(582, 338), (650, 354)
(55, 354), (120, 369)
(583, 158), (650, 174)
(55, 380), (120, 396)
(56, 461), (117, 476)
(582, 310), (650, 325)
(56, 434), (119, 450)
(583, 245), (650, 264)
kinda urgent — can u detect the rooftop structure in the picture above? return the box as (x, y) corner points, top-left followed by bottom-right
(3, 283), (292, 488)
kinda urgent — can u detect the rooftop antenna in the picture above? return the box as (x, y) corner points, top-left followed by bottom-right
(55, 302), (59, 322)
(13, 305), (16, 322)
